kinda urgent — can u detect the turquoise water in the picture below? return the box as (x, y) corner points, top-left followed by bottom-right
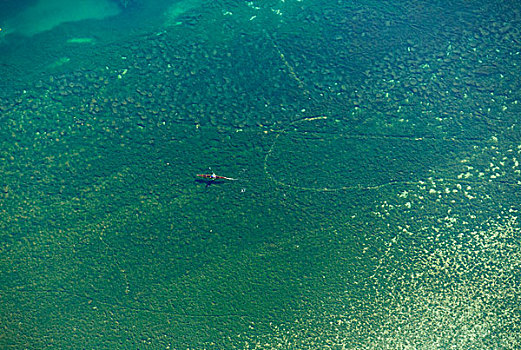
(1, 0), (520, 348)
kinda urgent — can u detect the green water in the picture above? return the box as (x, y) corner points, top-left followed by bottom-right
(1, 0), (520, 348)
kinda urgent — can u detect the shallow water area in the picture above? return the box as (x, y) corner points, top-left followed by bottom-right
(0, 0), (207, 83)
(1, 0), (520, 349)
(0, 0), (121, 37)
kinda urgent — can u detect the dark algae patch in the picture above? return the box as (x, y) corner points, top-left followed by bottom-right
(1, 0), (520, 348)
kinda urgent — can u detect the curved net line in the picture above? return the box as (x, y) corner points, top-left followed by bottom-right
(264, 115), (521, 192)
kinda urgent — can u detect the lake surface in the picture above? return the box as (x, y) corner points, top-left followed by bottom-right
(1, 0), (520, 348)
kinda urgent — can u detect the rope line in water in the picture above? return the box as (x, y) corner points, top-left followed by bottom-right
(263, 116), (521, 192)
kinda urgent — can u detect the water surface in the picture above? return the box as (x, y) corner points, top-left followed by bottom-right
(1, 0), (520, 348)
